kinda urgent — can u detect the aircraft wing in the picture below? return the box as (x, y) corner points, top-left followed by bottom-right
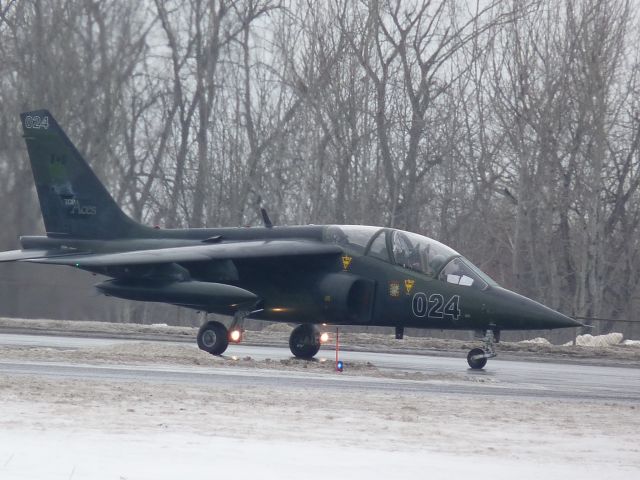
(0, 249), (88, 262)
(20, 240), (342, 267)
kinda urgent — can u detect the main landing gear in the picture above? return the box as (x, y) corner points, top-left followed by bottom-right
(467, 329), (499, 370)
(197, 310), (252, 356)
(289, 324), (321, 359)
(197, 320), (229, 355)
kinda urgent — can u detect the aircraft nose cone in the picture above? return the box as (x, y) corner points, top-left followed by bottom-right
(535, 305), (582, 329)
(492, 287), (582, 329)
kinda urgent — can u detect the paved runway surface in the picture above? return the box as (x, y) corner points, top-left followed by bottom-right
(0, 333), (639, 402)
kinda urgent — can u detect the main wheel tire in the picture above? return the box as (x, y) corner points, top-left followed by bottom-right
(289, 324), (321, 359)
(467, 348), (488, 369)
(197, 321), (229, 355)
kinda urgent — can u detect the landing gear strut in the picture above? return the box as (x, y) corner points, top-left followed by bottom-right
(289, 324), (321, 359)
(467, 329), (499, 370)
(228, 309), (253, 343)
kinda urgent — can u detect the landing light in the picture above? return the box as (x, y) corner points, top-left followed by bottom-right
(229, 330), (242, 342)
(320, 332), (329, 343)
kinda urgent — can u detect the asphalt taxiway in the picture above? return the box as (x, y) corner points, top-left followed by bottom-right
(0, 332), (638, 402)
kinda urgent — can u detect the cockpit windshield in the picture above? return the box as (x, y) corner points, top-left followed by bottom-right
(390, 230), (458, 277)
(323, 225), (383, 254)
(438, 257), (498, 290)
(323, 225), (463, 279)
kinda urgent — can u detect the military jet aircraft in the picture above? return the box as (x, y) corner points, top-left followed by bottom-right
(0, 110), (582, 369)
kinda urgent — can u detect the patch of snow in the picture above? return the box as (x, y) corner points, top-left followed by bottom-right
(622, 339), (640, 347)
(261, 322), (293, 333)
(563, 333), (624, 347)
(519, 337), (552, 345)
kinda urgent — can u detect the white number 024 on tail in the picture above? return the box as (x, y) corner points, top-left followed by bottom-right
(24, 115), (49, 130)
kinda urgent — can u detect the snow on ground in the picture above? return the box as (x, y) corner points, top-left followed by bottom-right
(1, 340), (639, 479)
(518, 337), (552, 345)
(563, 333), (625, 347)
(1, 429), (637, 480)
(0, 342), (494, 384)
(2, 317), (640, 363)
(1, 371), (639, 479)
(0, 319), (639, 478)
(0, 316), (196, 338)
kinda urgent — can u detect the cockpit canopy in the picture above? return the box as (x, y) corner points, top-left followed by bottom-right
(437, 256), (497, 290)
(323, 225), (497, 289)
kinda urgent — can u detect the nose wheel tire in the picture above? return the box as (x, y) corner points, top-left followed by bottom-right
(197, 320), (229, 355)
(467, 348), (488, 369)
(289, 324), (321, 359)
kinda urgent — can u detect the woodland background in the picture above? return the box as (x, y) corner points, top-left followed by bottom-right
(0, 0), (639, 340)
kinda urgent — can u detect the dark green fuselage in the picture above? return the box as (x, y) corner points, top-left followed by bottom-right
(20, 224), (578, 332)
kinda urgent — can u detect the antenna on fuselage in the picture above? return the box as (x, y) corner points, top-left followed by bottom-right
(252, 191), (274, 229)
(260, 207), (273, 229)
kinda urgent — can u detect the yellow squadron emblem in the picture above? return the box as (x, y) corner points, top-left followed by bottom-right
(341, 256), (352, 270)
(404, 279), (415, 295)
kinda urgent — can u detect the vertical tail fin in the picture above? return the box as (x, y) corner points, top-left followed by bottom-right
(20, 110), (151, 239)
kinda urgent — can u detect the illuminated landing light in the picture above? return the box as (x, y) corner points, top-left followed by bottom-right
(229, 330), (242, 343)
(271, 307), (288, 313)
(320, 332), (329, 343)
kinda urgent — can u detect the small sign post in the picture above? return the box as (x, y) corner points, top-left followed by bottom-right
(335, 327), (343, 372)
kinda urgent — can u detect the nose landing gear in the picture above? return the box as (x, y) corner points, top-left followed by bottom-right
(467, 329), (499, 369)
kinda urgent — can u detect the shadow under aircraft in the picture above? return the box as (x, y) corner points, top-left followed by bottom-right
(0, 110), (583, 369)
